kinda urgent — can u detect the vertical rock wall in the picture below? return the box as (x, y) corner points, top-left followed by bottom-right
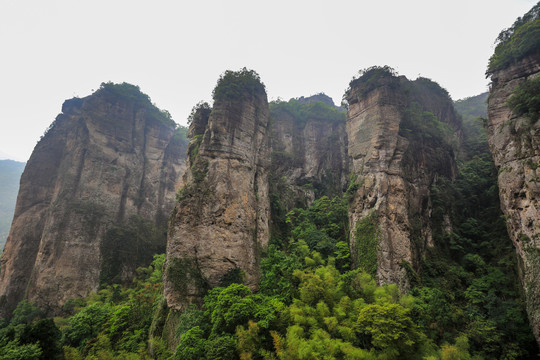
(164, 84), (270, 311)
(269, 95), (348, 212)
(487, 55), (540, 343)
(345, 71), (460, 288)
(0, 84), (187, 316)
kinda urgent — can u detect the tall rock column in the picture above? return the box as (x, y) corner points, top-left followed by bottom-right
(0, 83), (187, 316)
(487, 54), (540, 343)
(345, 68), (459, 288)
(164, 70), (270, 310)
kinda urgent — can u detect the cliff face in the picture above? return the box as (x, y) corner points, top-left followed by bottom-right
(268, 96), (348, 219)
(163, 69), (463, 311)
(345, 70), (460, 288)
(487, 54), (540, 343)
(0, 83), (187, 316)
(164, 73), (270, 311)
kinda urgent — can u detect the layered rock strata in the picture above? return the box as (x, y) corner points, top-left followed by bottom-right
(487, 54), (540, 343)
(345, 71), (461, 288)
(268, 95), (348, 217)
(164, 80), (270, 310)
(0, 83), (187, 316)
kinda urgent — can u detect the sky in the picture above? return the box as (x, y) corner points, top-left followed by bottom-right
(0, 0), (537, 162)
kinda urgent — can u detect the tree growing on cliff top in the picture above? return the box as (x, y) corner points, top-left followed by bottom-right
(212, 68), (266, 102)
(344, 65), (399, 100)
(486, 1), (540, 75)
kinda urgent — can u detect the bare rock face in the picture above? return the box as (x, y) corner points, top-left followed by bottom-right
(345, 69), (460, 288)
(269, 96), (348, 215)
(487, 54), (540, 343)
(164, 71), (270, 311)
(0, 83), (187, 316)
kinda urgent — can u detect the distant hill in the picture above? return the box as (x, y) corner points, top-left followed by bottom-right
(0, 160), (25, 250)
(454, 92), (489, 120)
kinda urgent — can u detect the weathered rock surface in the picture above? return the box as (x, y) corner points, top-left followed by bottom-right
(269, 95), (348, 214)
(0, 83), (187, 316)
(345, 71), (460, 288)
(164, 78), (270, 311)
(487, 54), (540, 343)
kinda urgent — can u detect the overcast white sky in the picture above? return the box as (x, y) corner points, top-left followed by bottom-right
(0, 0), (536, 161)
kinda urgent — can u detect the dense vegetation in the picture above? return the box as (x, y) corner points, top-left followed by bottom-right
(0, 160), (25, 250)
(487, 1), (540, 75)
(269, 98), (346, 125)
(344, 66), (399, 99)
(212, 68), (266, 102)
(96, 82), (177, 128)
(507, 76), (540, 124)
(5, 166), (534, 359)
(0, 255), (165, 359)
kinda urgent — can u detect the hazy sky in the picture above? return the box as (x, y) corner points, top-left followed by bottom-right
(0, 0), (536, 161)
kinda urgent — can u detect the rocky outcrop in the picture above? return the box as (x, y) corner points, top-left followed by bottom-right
(0, 83), (187, 316)
(164, 71), (270, 311)
(487, 54), (540, 343)
(345, 69), (460, 288)
(163, 68), (463, 311)
(268, 96), (348, 220)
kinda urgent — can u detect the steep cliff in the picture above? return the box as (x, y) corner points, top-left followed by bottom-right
(487, 48), (540, 346)
(268, 96), (348, 242)
(485, 2), (540, 344)
(164, 69), (270, 311)
(345, 67), (461, 288)
(0, 83), (187, 316)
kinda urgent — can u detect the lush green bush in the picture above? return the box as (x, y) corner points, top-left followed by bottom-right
(507, 76), (540, 124)
(354, 212), (379, 277)
(100, 216), (167, 286)
(344, 65), (399, 99)
(269, 97), (346, 125)
(187, 101), (211, 126)
(96, 82), (177, 128)
(212, 68), (266, 102)
(487, 2), (540, 74)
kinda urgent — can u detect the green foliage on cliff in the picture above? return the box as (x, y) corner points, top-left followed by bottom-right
(354, 212), (379, 277)
(345, 65), (399, 99)
(96, 82), (177, 128)
(166, 257), (209, 302)
(64, 255), (165, 359)
(100, 216), (167, 286)
(412, 77), (451, 99)
(0, 255), (165, 359)
(400, 102), (452, 144)
(487, 1), (540, 75)
(187, 101), (211, 126)
(269, 97), (346, 125)
(212, 68), (266, 102)
(507, 76), (540, 124)
(408, 96), (540, 358)
(286, 196), (348, 259)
